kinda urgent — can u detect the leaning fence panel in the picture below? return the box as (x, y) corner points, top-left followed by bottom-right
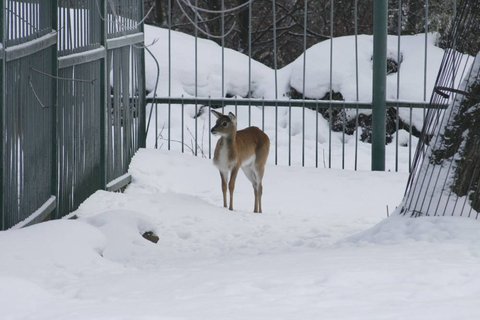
(106, 45), (144, 183)
(56, 60), (103, 219)
(1, 0), (56, 230)
(3, 45), (55, 228)
(1, 0), (145, 230)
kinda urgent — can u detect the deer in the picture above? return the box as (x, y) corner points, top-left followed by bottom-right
(210, 110), (270, 213)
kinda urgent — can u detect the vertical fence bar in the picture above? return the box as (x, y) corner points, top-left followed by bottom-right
(372, 0), (387, 171)
(247, 0), (251, 126)
(423, 0), (429, 120)
(354, 0), (359, 171)
(194, 0), (198, 156)
(51, 0), (59, 217)
(288, 99), (291, 166)
(0, 0), (4, 229)
(328, 106), (332, 168)
(100, 0), (107, 190)
(315, 100), (318, 168)
(167, 0), (171, 150)
(342, 103), (345, 169)
(302, 0), (307, 167)
(395, 0), (402, 172)
(221, 0), (225, 102)
(328, 0), (333, 169)
(208, 104), (211, 158)
(181, 95), (184, 152)
(272, 0), (278, 165)
(138, 0), (146, 148)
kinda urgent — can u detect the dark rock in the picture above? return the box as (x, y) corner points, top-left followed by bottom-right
(142, 231), (159, 243)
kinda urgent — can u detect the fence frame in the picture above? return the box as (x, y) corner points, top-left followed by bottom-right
(148, 0), (461, 174)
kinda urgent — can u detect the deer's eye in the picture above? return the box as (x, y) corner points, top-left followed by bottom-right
(222, 121), (228, 127)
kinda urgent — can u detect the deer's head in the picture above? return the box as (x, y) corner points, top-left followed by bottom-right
(211, 110), (237, 137)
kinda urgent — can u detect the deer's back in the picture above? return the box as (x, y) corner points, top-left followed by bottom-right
(235, 127), (270, 165)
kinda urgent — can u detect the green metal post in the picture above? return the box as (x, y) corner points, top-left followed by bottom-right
(100, 0), (107, 189)
(372, 0), (387, 171)
(51, 0), (59, 219)
(139, 0), (146, 148)
(0, 0), (4, 229)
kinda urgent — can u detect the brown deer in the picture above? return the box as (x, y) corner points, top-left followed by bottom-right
(210, 110), (270, 213)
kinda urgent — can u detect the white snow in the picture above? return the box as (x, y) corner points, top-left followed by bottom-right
(2, 149), (480, 319)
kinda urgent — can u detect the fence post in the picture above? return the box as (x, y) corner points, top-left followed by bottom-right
(100, 0), (107, 189)
(372, 0), (387, 171)
(0, 0), (4, 229)
(139, 0), (146, 148)
(51, 0), (59, 218)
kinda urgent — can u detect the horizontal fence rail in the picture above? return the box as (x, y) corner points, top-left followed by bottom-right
(147, 96), (448, 172)
(147, 97), (442, 109)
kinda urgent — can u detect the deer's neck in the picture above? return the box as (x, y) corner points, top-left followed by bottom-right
(223, 133), (237, 155)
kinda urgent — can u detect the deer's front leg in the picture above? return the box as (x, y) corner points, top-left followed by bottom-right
(220, 171), (228, 208)
(228, 166), (240, 211)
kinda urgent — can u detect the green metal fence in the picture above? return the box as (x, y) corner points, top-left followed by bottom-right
(146, 0), (461, 173)
(0, 0), (145, 230)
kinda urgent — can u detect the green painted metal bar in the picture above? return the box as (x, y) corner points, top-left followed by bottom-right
(100, 0), (107, 190)
(13, 196), (56, 228)
(5, 31), (56, 62)
(372, 0), (388, 171)
(107, 32), (143, 50)
(146, 97), (445, 110)
(0, 0), (4, 230)
(58, 47), (105, 69)
(106, 173), (132, 192)
(137, 0), (146, 148)
(51, 0), (58, 219)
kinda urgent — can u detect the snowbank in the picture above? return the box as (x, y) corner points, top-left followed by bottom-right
(1, 150), (480, 319)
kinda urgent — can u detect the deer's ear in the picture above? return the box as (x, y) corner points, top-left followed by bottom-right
(228, 112), (236, 121)
(211, 110), (223, 119)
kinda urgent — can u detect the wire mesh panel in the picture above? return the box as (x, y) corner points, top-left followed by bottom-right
(1, 0), (145, 229)
(2, 47), (55, 228)
(56, 60), (102, 218)
(57, 0), (102, 56)
(400, 0), (480, 218)
(106, 45), (144, 183)
(107, 0), (142, 39)
(5, 0), (52, 46)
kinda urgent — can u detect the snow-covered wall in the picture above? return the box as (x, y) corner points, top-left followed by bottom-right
(145, 25), (470, 104)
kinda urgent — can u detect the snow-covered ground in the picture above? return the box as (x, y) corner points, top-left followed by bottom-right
(2, 149), (480, 319)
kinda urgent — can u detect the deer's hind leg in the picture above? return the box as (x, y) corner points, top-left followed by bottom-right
(255, 165), (265, 213)
(242, 166), (260, 213)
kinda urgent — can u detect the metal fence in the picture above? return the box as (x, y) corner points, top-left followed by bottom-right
(145, 0), (470, 173)
(400, 0), (480, 219)
(0, 0), (145, 230)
